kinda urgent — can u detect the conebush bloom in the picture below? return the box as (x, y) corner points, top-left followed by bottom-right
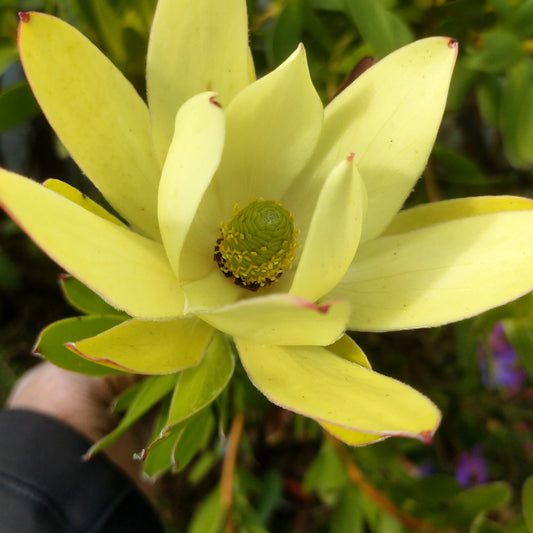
(2, 0), (533, 453)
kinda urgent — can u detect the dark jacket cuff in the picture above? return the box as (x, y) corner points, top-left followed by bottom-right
(0, 409), (163, 533)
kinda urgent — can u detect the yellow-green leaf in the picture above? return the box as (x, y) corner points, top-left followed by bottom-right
(68, 318), (214, 374)
(34, 315), (126, 376)
(19, 12), (160, 237)
(165, 333), (234, 428)
(147, 0), (249, 162)
(290, 155), (366, 301)
(0, 170), (185, 319)
(288, 37), (457, 243)
(158, 92), (225, 283)
(383, 195), (533, 236)
(44, 179), (126, 227)
(198, 294), (350, 346)
(236, 339), (440, 440)
(330, 210), (533, 331)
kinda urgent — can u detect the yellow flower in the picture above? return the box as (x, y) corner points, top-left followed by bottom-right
(2, 0), (533, 446)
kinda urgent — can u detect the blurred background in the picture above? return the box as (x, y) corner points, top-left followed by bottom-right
(1, 0), (533, 531)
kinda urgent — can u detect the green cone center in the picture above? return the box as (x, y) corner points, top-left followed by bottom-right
(214, 200), (297, 291)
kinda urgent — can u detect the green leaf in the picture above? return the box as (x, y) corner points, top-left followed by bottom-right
(502, 319), (533, 380)
(449, 482), (512, 526)
(488, 0), (514, 19)
(413, 474), (462, 504)
(138, 333), (235, 476)
(0, 246), (19, 290)
(303, 439), (349, 505)
(467, 32), (523, 74)
(0, 82), (41, 134)
(142, 395), (178, 478)
(0, 44), (19, 77)
(256, 470), (283, 523)
(34, 315), (126, 376)
(188, 487), (225, 533)
(189, 450), (218, 485)
(330, 486), (364, 533)
(266, 1), (303, 67)
(447, 58), (479, 112)
(342, 0), (412, 58)
(173, 407), (215, 472)
(500, 59), (533, 168)
(432, 144), (489, 185)
(511, 0), (533, 39)
(523, 476), (533, 532)
(477, 74), (502, 128)
(111, 379), (144, 413)
(60, 275), (128, 316)
(91, 0), (127, 64)
(165, 332), (235, 429)
(86, 373), (178, 457)
(309, 0), (344, 10)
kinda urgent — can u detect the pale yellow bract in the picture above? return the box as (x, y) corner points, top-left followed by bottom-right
(2, 0), (533, 445)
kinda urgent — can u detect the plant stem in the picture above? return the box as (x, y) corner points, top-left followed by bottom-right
(329, 435), (456, 533)
(221, 412), (245, 532)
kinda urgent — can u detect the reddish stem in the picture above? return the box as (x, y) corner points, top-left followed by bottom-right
(220, 413), (245, 533)
(329, 436), (457, 533)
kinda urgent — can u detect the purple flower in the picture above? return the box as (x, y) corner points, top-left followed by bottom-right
(455, 445), (488, 488)
(478, 323), (528, 395)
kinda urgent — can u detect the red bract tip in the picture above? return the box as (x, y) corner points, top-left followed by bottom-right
(419, 430), (434, 444)
(448, 38), (458, 49)
(315, 302), (332, 314)
(18, 12), (30, 23)
(292, 296), (333, 315)
(347, 152), (355, 162)
(209, 95), (221, 108)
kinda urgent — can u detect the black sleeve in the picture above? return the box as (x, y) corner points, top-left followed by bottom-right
(0, 409), (164, 533)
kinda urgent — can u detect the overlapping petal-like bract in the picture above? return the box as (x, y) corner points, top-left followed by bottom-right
(2, 0), (533, 446)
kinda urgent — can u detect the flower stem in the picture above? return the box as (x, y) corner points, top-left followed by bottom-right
(221, 412), (245, 532)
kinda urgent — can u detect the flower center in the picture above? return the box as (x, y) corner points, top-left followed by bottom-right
(214, 200), (298, 291)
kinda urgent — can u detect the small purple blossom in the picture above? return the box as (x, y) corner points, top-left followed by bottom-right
(478, 323), (528, 395)
(455, 445), (488, 488)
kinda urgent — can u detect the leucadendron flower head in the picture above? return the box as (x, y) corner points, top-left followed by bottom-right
(2, 0), (533, 450)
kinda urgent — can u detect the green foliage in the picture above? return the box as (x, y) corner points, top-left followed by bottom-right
(86, 373), (178, 458)
(523, 476), (533, 532)
(34, 316), (126, 375)
(449, 482), (512, 528)
(60, 275), (128, 316)
(188, 487), (225, 533)
(0, 82), (40, 134)
(165, 333), (235, 431)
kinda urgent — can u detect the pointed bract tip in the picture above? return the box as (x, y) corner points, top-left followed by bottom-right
(18, 12), (30, 23)
(419, 430), (434, 444)
(209, 95), (222, 108)
(347, 152), (355, 162)
(448, 38), (458, 49)
(134, 449), (148, 461)
(316, 302), (332, 314)
(292, 296), (333, 315)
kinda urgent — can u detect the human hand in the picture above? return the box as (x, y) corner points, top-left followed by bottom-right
(8, 361), (158, 501)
